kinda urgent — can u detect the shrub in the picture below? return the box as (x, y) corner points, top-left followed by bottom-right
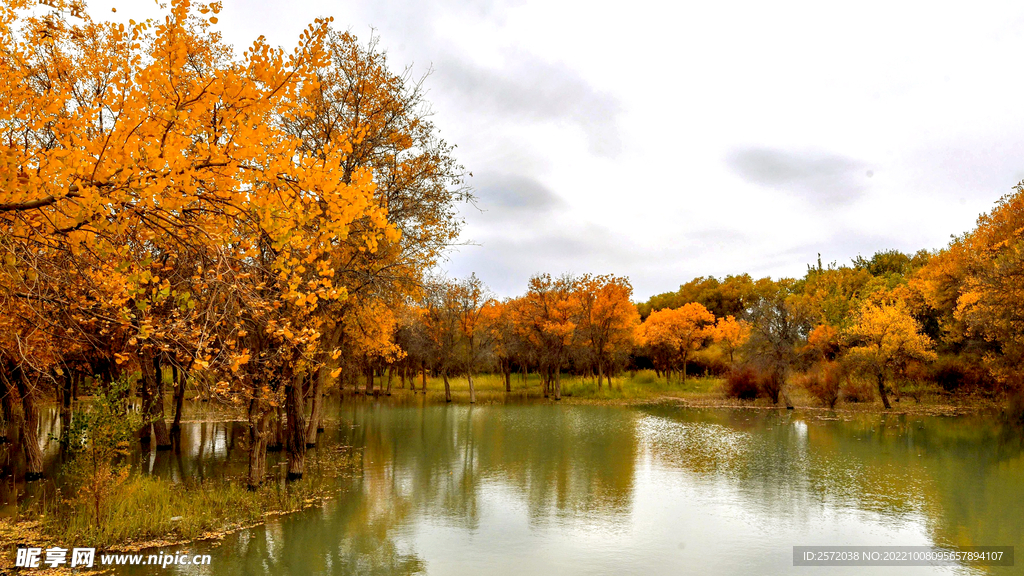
(758, 370), (785, 404)
(800, 362), (842, 409)
(841, 377), (875, 403)
(690, 349), (730, 376)
(1007, 391), (1024, 425)
(931, 356), (985, 393)
(63, 379), (141, 532)
(724, 367), (760, 400)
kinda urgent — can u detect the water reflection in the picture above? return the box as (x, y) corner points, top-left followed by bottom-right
(8, 401), (1022, 575)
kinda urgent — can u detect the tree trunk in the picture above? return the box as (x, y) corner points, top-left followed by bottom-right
(443, 371), (452, 403)
(138, 360), (152, 445)
(877, 372), (892, 410)
(364, 365), (374, 395)
(268, 407), (284, 452)
(151, 356), (171, 450)
(597, 361), (604, 390)
(554, 368), (562, 401)
(400, 367), (406, 389)
(285, 376), (307, 480)
(170, 364), (185, 438)
(247, 401), (270, 490)
(504, 369), (511, 393)
(468, 372), (476, 404)
(421, 364), (427, 393)
(59, 371), (73, 450)
(386, 367), (393, 396)
(0, 371), (15, 443)
(306, 369), (323, 447)
(15, 368), (43, 480)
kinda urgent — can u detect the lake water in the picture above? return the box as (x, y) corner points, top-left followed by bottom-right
(102, 402), (1024, 575)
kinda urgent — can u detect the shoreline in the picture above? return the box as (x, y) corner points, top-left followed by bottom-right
(1, 385), (1015, 566)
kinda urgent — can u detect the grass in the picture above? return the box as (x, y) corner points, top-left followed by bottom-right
(376, 370), (724, 404)
(373, 369), (1005, 415)
(6, 446), (359, 552)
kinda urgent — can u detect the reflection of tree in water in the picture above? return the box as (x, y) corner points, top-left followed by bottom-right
(341, 402), (637, 530)
(203, 492), (426, 576)
(638, 405), (1024, 571)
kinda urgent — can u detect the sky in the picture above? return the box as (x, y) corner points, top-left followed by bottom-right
(92, 0), (1024, 300)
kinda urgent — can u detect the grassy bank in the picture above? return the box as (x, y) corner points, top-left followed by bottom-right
(0, 445), (358, 570)
(398, 371), (720, 404)
(379, 370), (1006, 414)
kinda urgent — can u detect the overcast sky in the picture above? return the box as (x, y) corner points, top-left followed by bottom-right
(95, 0), (1024, 300)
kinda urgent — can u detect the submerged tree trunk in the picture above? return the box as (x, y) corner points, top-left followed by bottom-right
(138, 360), (152, 444)
(285, 375), (307, 480)
(268, 407), (284, 452)
(151, 356), (171, 450)
(170, 364), (186, 438)
(15, 368), (43, 480)
(468, 372), (476, 404)
(306, 369), (323, 447)
(443, 371), (452, 403)
(247, 401), (270, 490)
(0, 371), (15, 443)
(59, 371), (73, 450)
(877, 372), (892, 410)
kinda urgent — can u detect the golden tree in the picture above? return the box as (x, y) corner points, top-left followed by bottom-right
(575, 274), (639, 389)
(846, 299), (937, 409)
(711, 315), (750, 365)
(636, 303), (715, 382)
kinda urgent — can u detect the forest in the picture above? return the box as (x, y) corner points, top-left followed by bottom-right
(0, 0), (1022, 559)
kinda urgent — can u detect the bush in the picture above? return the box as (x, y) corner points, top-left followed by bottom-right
(931, 356), (986, 393)
(724, 367), (760, 400)
(799, 362), (842, 409)
(63, 379), (140, 532)
(758, 370), (784, 404)
(1007, 391), (1024, 425)
(841, 377), (875, 403)
(690, 348), (731, 376)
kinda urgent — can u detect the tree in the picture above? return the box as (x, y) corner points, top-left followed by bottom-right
(948, 188), (1024, 390)
(743, 279), (812, 404)
(711, 315), (750, 365)
(636, 303), (714, 382)
(805, 324), (841, 362)
(0, 0), (472, 487)
(452, 274), (492, 404)
(637, 274), (755, 319)
(519, 274), (578, 400)
(480, 300), (518, 392)
(63, 378), (140, 530)
(418, 278), (462, 402)
(575, 275), (640, 389)
(845, 299), (937, 409)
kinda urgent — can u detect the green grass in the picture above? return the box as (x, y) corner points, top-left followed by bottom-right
(36, 446), (358, 549)
(383, 370), (723, 403)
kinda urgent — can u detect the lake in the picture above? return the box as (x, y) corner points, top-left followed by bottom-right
(100, 401), (1024, 575)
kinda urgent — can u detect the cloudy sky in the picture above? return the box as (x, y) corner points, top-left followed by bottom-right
(95, 0), (1024, 300)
